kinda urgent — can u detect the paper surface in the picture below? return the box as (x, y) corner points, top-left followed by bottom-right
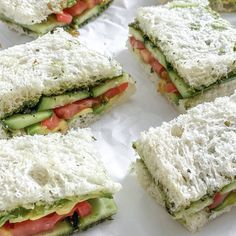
(0, 1), (235, 235)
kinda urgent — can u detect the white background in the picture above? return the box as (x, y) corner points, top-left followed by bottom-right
(0, 1), (235, 235)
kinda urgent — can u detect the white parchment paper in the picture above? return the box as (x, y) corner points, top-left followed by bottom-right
(0, 1), (235, 235)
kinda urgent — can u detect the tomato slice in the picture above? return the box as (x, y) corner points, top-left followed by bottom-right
(56, 11), (73, 24)
(151, 60), (165, 76)
(41, 113), (61, 130)
(76, 201), (92, 217)
(129, 37), (145, 50)
(165, 82), (178, 93)
(208, 192), (228, 210)
(64, 1), (88, 16)
(102, 83), (129, 99)
(0, 201), (92, 236)
(139, 49), (155, 64)
(54, 98), (100, 120)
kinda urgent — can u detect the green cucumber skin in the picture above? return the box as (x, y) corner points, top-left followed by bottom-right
(91, 75), (128, 97)
(3, 111), (53, 130)
(37, 91), (90, 111)
(36, 221), (74, 236)
(79, 198), (117, 231)
(168, 71), (195, 98)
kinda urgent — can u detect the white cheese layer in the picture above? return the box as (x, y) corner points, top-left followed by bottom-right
(0, 0), (64, 25)
(136, 0), (236, 89)
(134, 92), (236, 213)
(0, 29), (122, 119)
(0, 128), (121, 212)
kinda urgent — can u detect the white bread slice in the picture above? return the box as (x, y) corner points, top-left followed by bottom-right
(0, 128), (121, 212)
(135, 1), (236, 89)
(136, 159), (235, 232)
(134, 93), (236, 214)
(0, 28), (126, 119)
(0, 0), (64, 25)
(128, 41), (236, 113)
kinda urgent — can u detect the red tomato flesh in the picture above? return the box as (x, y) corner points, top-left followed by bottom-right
(64, 1), (88, 16)
(54, 98), (100, 120)
(129, 37), (145, 50)
(0, 201), (92, 236)
(140, 49), (155, 64)
(102, 83), (129, 99)
(76, 201), (92, 217)
(56, 11), (73, 24)
(208, 192), (229, 210)
(41, 113), (61, 130)
(165, 82), (178, 93)
(151, 60), (165, 76)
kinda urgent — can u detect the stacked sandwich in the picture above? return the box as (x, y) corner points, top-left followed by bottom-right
(134, 92), (236, 231)
(0, 29), (135, 138)
(0, 129), (121, 235)
(129, 0), (236, 112)
(0, 0), (113, 35)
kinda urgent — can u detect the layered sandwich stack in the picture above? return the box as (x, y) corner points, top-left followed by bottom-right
(0, 29), (135, 138)
(133, 93), (236, 231)
(0, 128), (121, 235)
(0, 0), (113, 35)
(129, 0), (236, 112)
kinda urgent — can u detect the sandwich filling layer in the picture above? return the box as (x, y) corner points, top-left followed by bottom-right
(0, 0), (112, 35)
(0, 197), (117, 236)
(2, 73), (133, 136)
(129, 23), (236, 110)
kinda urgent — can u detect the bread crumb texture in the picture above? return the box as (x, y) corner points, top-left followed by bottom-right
(0, 129), (121, 212)
(0, 0), (65, 25)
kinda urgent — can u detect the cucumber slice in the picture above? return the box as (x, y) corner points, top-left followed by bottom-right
(79, 198), (117, 231)
(145, 41), (168, 69)
(3, 111), (53, 130)
(221, 181), (236, 194)
(129, 26), (167, 68)
(129, 27), (144, 42)
(22, 16), (65, 35)
(36, 221), (73, 236)
(25, 124), (49, 136)
(174, 197), (213, 219)
(91, 75), (128, 97)
(38, 91), (90, 111)
(168, 70), (195, 98)
(25, 120), (68, 136)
